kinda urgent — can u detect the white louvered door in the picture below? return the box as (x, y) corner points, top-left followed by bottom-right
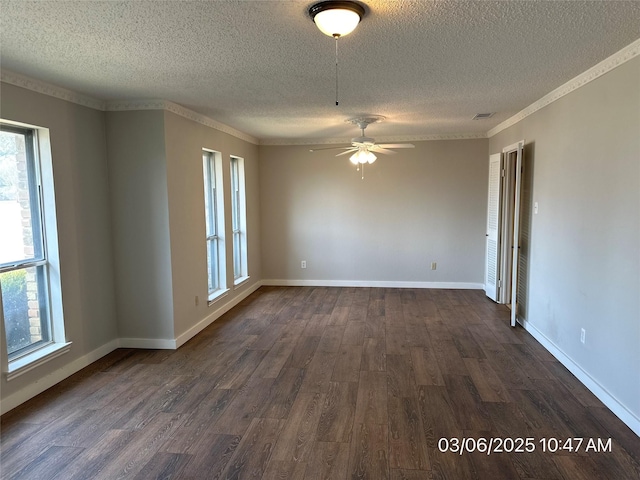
(510, 142), (524, 327)
(484, 153), (503, 302)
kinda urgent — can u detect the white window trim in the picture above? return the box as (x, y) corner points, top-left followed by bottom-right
(230, 156), (248, 282)
(1, 120), (69, 378)
(203, 149), (226, 299)
(5, 341), (71, 381)
(207, 287), (230, 306)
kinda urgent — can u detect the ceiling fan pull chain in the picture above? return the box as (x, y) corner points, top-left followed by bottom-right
(334, 35), (339, 106)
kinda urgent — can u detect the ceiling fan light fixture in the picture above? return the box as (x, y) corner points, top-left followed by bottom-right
(309, 1), (365, 37)
(350, 149), (376, 165)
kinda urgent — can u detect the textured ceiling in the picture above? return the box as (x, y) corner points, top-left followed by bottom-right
(1, 0), (639, 142)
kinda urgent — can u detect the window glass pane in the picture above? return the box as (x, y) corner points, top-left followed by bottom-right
(0, 129), (42, 265)
(207, 238), (218, 291)
(203, 151), (224, 296)
(1, 266), (50, 355)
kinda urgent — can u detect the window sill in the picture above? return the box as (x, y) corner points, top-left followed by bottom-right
(6, 342), (72, 381)
(233, 275), (250, 288)
(208, 288), (230, 306)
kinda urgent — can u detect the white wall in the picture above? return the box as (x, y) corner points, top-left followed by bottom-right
(259, 139), (488, 286)
(489, 57), (640, 428)
(1, 82), (118, 405)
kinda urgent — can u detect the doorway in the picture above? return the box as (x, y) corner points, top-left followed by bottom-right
(484, 141), (524, 327)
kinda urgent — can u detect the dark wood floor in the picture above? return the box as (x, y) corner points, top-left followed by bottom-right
(1, 287), (638, 479)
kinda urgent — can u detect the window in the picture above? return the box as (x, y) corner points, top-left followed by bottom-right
(230, 156), (248, 284)
(202, 150), (226, 300)
(0, 122), (68, 376)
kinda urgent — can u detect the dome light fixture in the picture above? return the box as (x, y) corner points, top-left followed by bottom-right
(309, 1), (366, 106)
(308, 1), (365, 38)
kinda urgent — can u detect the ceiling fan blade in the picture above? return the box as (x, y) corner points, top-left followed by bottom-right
(369, 146), (397, 155)
(336, 148), (358, 157)
(309, 145), (351, 152)
(377, 143), (415, 149)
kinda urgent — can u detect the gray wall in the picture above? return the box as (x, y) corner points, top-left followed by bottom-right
(163, 111), (261, 340)
(489, 57), (640, 422)
(106, 110), (175, 341)
(259, 139), (488, 285)
(1, 83), (117, 400)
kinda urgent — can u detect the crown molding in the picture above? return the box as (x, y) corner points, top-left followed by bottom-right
(1, 70), (106, 110)
(260, 132), (487, 146)
(105, 99), (259, 144)
(1, 70), (258, 144)
(488, 38), (640, 137)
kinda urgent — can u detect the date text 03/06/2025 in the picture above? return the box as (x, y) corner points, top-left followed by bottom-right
(438, 437), (612, 456)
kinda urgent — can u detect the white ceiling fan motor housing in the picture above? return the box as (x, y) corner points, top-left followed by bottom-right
(352, 136), (375, 146)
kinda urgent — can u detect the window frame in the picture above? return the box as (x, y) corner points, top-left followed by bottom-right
(0, 120), (70, 379)
(230, 156), (248, 285)
(202, 149), (227, 302)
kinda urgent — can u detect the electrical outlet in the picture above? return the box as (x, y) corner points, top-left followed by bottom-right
(301, 260), (307, 269)
(431, 262), (437, 270)
(580, 328), (585, 344)
(195, 296), (199, 306)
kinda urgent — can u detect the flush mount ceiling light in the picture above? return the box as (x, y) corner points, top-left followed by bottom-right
(309, 1), (366, 106)
(308, 1), (365, 38)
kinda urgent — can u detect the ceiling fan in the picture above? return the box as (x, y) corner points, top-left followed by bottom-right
(310, 116), (414, 172)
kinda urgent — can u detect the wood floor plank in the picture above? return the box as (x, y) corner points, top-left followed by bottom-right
(364, 314), (385, 338)
(220, 417), (284, 480)
(8, 445), (84, 480)
(387, 394), (430, 471)
(446, 323), (487, 359)
(328, 305), (351, 326)
(261, 367), (306, 419)
(317, 325), (346, 353)
(304, 441), (350, 480)
(463, 357), (512, 403)
(348, 423), (389, 480)
(132, 452), (192, 480)
(316, 381), (357, 443)
(89, 412), (187, 479)
(284, 335), (321, 369)
(57, 429), (137, 480)
(431, 338), (469, 376)
(262, 459), (308, 480)
(299, 350), (337, 394)
(385, 325), (410, 356)
(342, 322), (365, 346)
(331, 345), (363, 383)
(484, 402), (564, 479)
(410, 346), (445, 386)
(179, 432), (240, 479)
(211, 377), (274, 435)
(301, 313), (331, 337)
(252, 340), (296, 379)
(361, 337), (387, 372)
(354, 371), (388, 425)
(386, 354), (416, 399)
(442, 374), (492, 431)
(270, 391), (325, 463)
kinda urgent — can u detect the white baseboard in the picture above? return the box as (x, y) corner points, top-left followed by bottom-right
(118, 337), (177, 349)
(0, 339), (119, 415)
(519, 318), (640, 437)
(262, 279), (484, 289)
(174, 281), (262, 348)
